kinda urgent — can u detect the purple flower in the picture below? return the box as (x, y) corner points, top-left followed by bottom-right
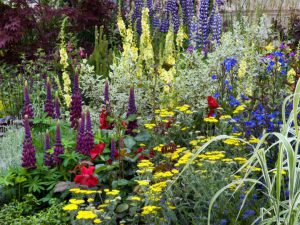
(55, 94), (61, 119)
(76, 113), (85, 154)
(166, 0), (180, 32)
(44, 78), (54, 118)
(126, 87), (138, 135)
(132, 0), (144, 35)
(44, 130), (52, 167)
(22, 81), (34, 119)
(22, 115), (36, 169)
(70, 74), (82, 129)
(110, 138), (116, 160)
(104, 80), (110, 105)
(83, 110), (94, 155)
(53, 121), (64, 165)
(198, 0), (210, 46)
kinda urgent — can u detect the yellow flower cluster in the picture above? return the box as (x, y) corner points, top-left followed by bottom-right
(94, 219), (102, 224)
(69, 188), (101, 195)
(238, 59), (247, 78)
(175, 151), (192, 167)
(176, 104), (192, 114)
(287, 68), (296, 83)
(130, 196), (142, 201)
(139, 8), (154, 68)
(117, 15), (126, 38)
(223, 138), (241, 146)
(233, 157), (247, 164)
(153, 144), (164, 152)
(59, 47), (72, 107)
(137, 160), (154, 173)
(265, 42), (274, 51)
(204, 117), (219, 123)
(155, 109), (174, 118)
(219, 115), (232, 120)
(233, 105), (246, 114)
(249, 136), (259, 144)
(76, 210), (97, 220)
(141, 205), (161, 216)
(135, 180), (150, 186)
(69, 199), (85, 205)
(144, 123), (156, 129)
(149, 181), (167, 193)
(63, 204), (78, 211)
(153, 171), (174, 180)
(272, 169), (287, 175)
(166, 147), (186, 160)
(176, 25), (188, 49)
(104, 189), (120, 196)
(198, 151), (226, 161)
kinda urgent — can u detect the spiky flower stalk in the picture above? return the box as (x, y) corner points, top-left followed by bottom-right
(22, 81), (34, 119)
(44, 78), (54, 118)
(22, 115), (36, 168)
(76, 113), (85, 154)
(53, 121), (64, 165)
(44, 130), (52, 167)
(110, 138), (116, 160)
(70, 74), (82, 129)
(55, 93), (61, 119)
(166, 0), (180, 33)
(83, 110), (94, 155)
(198, 0), (210, 47)
(132, 0), (144, 35)
(126, 87), (138, 135)
(104, 80), (110, 105)
(216, 13), (222, 44)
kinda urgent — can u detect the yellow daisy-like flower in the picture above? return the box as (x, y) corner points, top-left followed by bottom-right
(135, 180), (150, 186)
(265, 42), (274, 51)
(130, 196), (142, 201)
(203, 117), (219, 123)
(104, 189), (120, 196)
(63, 204), (78, 211)
(87, 198), (94, 203)
(76, 210), (97, 220)
(94, 218), (102, 224)
(69, 199), (85, 205)
(141, 205), (161, 216)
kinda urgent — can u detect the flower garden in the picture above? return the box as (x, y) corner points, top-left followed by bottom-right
(1, 0), (300, 224)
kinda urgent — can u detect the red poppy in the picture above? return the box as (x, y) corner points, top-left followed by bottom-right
(99, 108), (110, 129)
(74, 166), (98, 187)
(207, 96), (219, 109)
(90, 143), (106, 160)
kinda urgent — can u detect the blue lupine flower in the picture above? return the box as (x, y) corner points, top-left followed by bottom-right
(212, 75), (217, 80)
(214, 92), (220, 98)
(220, 219), (228, 225)
(243, 210), (255, 219)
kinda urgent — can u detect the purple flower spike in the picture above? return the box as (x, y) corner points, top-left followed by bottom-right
(44, 78), (54, 118)
(104, 80), (110, 105)
(76, 113), (85, 154)
(110, 138), (116, 160)
(44, 130), (52, 167)
(22, 115), (36, 169)
(70, 74), (82, 129)
(83, 110), (94, 155)
(55, 94), (61, 119)
(53, 121), (64, 165)
(22, 81), (34, 119)
(126, 87), (138, 135)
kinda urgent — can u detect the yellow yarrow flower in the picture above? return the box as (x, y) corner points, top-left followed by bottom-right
(63, 204), (78, 211)
(141, 205), (161, 216)
(94, 219), (102, 224)
(76, 210), (97, 220)
(130, 196), (142, 201)
(144, 123), (156, 129)
(149, 181), (167, 193)
(69, 199), (85, 205)
(104, 189), (120, 196)
(204, 117), (219, 123)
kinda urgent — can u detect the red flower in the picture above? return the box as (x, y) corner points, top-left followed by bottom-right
(90, 143), (106, 160)
(207, 96), (219, 109)
(74, 166), (98, 187)
(99, 108), (110, 130)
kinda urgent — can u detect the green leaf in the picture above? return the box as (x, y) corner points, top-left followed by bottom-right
(134, 131), (151, 142)
(95, 164), (108, 173)
(115, 203), (129, 213)
(124, 136), (136, 149)
(112, 179), (129, 188)
(126, 114), (137, 122)
(15, 176), (27, 183)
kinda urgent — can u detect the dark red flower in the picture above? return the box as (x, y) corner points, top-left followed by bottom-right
(90, 143), (106, 160)
(207, 96), (219, 109)
(74, 166), (98, 187)
(99, 108), (110, 130)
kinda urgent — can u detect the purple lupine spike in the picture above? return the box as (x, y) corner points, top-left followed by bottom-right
(188, 16), (198, 46)
(147, 0), (153, 18)
(22, 115), (36, 169)
(198, 0), (210, 47)
(181, 0), (194, 25)
(104, 80), (110, 105)
(110, 138), (116, 160)
(152, 2), (161, 31)
(70, 74), (82, 129)
(83, 110), (94, 155)
(22, 81), (34, 119)
(160, 16), (170, 33)
(44, 130), (52, 167)
(55, 94), (61, 119)
(44, 78), (54, 118)
(216, 0), (224, 6)
(216, 13), (222, 44)
(132, 0), (144, 35)
(126, 87), (138, 135)
(167, 0), (180, 33)
(76, 113), (85, 154)
(53, 121), (64, 165)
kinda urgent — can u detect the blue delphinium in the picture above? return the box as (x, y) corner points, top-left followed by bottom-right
(220, 219), (228, 225)
(224, 57), (238, 72)
(243, 209), (255, 219)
